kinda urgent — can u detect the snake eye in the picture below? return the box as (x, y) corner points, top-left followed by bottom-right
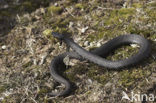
(52, 32), (64, 39)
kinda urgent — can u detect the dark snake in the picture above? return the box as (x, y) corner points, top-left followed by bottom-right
(49, 32), (150, 97)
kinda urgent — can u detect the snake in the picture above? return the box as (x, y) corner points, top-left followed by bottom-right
(49, 32), (150, 97)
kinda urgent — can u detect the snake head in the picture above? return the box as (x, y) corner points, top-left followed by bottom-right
(52, 32), (64, 40)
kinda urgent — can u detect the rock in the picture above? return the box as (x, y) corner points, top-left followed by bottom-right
(69, 22), (74, 28)
(88, 79), (93, 84)
(90, 42), (94, 47)
(81, 26), (88, 33)
(1, 45), (6, 50)
(54, 3), (58, 6)
(131, 44), (139, 48)
(39, 53), (48, 65)
(97, 42), (101, 47)
(84, 41), (89, 46)
(63, 55), (70, 66)
(69, 59), (78, 66)
(40, 8), (45, 14)
(105, 82), (112, 88)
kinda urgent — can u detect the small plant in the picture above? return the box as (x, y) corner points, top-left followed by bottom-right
(48, 6), (63, 15)
(75, 3), (85, 9)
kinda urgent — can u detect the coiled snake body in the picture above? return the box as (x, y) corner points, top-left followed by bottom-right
(49, 32), (150, 96)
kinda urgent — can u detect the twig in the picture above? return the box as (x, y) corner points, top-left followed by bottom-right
(39, 52), (48, 65)
(31, 97), (38, 103)
(64, 8), (75, 17)
(97, 6), (115, 10)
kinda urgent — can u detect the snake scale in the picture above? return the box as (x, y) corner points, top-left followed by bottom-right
(49, 32), (150, 97)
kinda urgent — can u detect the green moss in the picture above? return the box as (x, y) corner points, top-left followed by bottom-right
(22, 61), (33, 68)
(106, 45), (139, 61)
(105, 17), (120, 25)
(22, 1), (32, 7)
(87, 34), (97, 42)
(54, 27), (69, 34)
(105, 8), (135, 25)
(67, 0), (78, 3)
(52, 17), (69, 28)
(48, 6), (63, 15)
(38, 88), (49, 95)
(1, 99), (7, 103)
(0, 11), (11, 17)
(21, 1), (35, 12)
(108, 8), (135, 21)
(97, 31), (106, 40)
(0, 84), (10, 93)
(65, 65), (88, 82)
(42, 29), (59, 42)
(87, 0), (100, 12)
(88, 68), (108, 85)
(87, 65), (110, 84)
(132, 3), (142, 8)
(147, 1), (156, 7)
(87, 7), (136, 42)
(1, 95), (21, 103)
(126, 23), (154, 38)
(42, 29), (52, 38)
(75, 3), (86, 9)
(119, 69), (151, 87)
(118, 8), (135, 16)
(145, 8), (156, 21)
(49, 16), (76, 34)
(150, 33), (156, 40)
(0, 86), (6, 93)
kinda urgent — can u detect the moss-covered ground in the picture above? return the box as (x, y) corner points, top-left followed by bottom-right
(0, 0), (155, 103)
